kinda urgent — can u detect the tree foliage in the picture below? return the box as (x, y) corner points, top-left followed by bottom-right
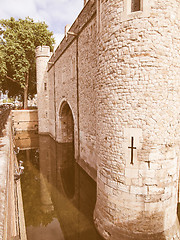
(0, 17), (55, 107)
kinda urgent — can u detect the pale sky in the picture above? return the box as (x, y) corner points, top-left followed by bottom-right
(0, 0), (83, 47)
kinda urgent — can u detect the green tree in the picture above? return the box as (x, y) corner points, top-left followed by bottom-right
(0, 17), (54, 108)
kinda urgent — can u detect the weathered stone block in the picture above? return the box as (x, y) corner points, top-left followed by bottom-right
(130, 185), (148, 195)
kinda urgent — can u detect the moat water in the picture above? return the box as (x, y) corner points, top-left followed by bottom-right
(17, 134), (103, 240)
(16, 133), (180, 240)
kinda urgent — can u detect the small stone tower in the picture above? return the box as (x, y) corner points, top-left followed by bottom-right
(94, 0), (180, 239)
(35, 46), (51, 133)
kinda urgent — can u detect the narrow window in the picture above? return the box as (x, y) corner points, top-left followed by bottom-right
(131, 0), (141, 12)
(44, 82), (47, 91)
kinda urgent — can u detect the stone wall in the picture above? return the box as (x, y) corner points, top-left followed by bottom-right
(0, 115), (27, 240)
(45, 0), (97, 180)
(11, 110), (38, 149)
(36, 0), (180, 239)
(94, 0), (180, 239)
(12, 110), (38, 132)
(78, 16), (97, 179)
(47, 67), (55, 138)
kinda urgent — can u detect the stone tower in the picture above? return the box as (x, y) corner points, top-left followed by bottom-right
(94, 0), (180, 239)
(35, 46), (51, 133)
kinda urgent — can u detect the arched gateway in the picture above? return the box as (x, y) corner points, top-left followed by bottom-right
(59, 101), (74, 143)
(58, 101), (75, 198)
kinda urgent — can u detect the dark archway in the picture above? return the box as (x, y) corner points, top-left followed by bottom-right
(58, 101), (75, 198)
(59, 102), (74, 143)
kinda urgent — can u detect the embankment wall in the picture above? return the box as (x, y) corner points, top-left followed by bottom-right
(0, 113), (27, 240)
(11, 110), (38, 150)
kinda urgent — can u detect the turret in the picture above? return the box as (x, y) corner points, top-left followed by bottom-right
(35, 46), (51, 133)
(94, 0), (180, 239)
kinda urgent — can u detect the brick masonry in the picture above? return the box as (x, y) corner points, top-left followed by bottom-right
(36, 0), (180, 239)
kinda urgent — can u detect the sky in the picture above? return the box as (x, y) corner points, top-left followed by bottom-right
(0, 0), (83, 47)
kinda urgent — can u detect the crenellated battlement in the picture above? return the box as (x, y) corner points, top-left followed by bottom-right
(35, 46), (51, 58)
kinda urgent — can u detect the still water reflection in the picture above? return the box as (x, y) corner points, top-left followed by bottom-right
(17, 135), (103, 240)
